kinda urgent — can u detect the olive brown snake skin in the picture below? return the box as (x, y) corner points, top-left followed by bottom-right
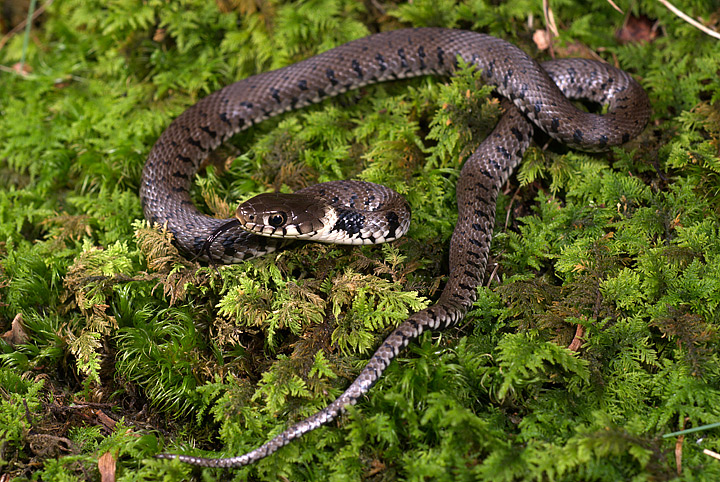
(141, 28), (650, 468)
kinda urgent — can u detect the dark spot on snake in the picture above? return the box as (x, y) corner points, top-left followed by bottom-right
(622, 133), (630, 143)
(385, 211), (401, 239)
(417, 46), (426, 69)
(511, 127), (524, 142)
(467, 260), (482, 269)
(479, 168), (494, 179)
(599, 134), (608, 148)
(468, 238), (482, 247)
(567, 67), (577, 82)
(200, 125), (217, 138)
(270, 87), (281, 103)
(331, 196), (339, 204)
(317, 88), (327, 98)
(467, 250), (481, 258)
(463, 270), (475, 278)
(290, 97), (299, 108)
(486, 59), (495, 78)
(351, 59), (363, 78)
(397, 48), (408, 68)
(177, 154), (193, 164)
(573, 129), (584, 143)
(218, 112), (232, 126)
(496, 146), (511, 160)
(533, 100), (541, 113)
(333, 210), (364, 236)
(298, 80), (308, 91)
(171, 186), (185, 192)
(172, 171), (189, 180)
(326, 68), (339, 86)
(471, 223), (483, 231)
(240, 101), (254, 109)
(459, 283), (472, 291)
(375, 53), (387, 72)
(551, 117), (560, 132)
(436, 46), (444, 65)
(502, 68), (513, 88)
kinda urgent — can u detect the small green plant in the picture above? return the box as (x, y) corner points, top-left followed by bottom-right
(0, 0), (719, 481)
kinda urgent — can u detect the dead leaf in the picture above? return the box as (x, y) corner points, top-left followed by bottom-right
(616, 15), (658, 44)
(533, 29), (551, 51)
(98, 451), (116, 482)
(1, 313), (28, 347)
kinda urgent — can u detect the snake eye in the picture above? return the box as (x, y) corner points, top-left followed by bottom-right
(267, 212), (287, 228)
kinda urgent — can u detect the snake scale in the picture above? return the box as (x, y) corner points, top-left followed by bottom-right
(141, 28), (650, 468)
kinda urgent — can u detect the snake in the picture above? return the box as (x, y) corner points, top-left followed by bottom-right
(141, 28), (650, 468)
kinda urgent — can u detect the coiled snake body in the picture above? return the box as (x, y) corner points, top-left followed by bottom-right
(142, 28), (650, 467)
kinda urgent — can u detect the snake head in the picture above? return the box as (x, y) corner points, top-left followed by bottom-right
(236, 193), (329, 239)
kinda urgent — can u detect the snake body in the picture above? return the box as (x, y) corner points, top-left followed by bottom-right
(142, 28), (650, 467)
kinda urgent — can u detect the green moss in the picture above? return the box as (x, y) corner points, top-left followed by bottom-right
(1, 0), (719, 480)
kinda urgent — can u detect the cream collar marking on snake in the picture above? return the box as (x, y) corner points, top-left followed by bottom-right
(143, 28), (650, 468)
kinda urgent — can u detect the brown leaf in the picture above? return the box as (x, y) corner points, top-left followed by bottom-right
(616, 15), (658, 44)
(1, 313), (28, 347)
(98, 451), (117, 482)
(533, 29), (551, 51)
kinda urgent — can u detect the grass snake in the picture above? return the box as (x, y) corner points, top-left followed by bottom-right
(141, 28), (650, 468)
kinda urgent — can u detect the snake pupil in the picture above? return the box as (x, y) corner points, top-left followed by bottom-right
(268, 212), (287, 228)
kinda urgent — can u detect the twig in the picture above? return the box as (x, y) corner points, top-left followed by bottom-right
(541, 0), (558, 58)
(704, 449), (720, 461)
(542, 0), (559, 37)
(658, 0), (720, 40)
(567, 324), (585, 351)
(605, 0), (624, 14)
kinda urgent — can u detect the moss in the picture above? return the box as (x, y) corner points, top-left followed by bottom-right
(1, 0), (719, 480)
